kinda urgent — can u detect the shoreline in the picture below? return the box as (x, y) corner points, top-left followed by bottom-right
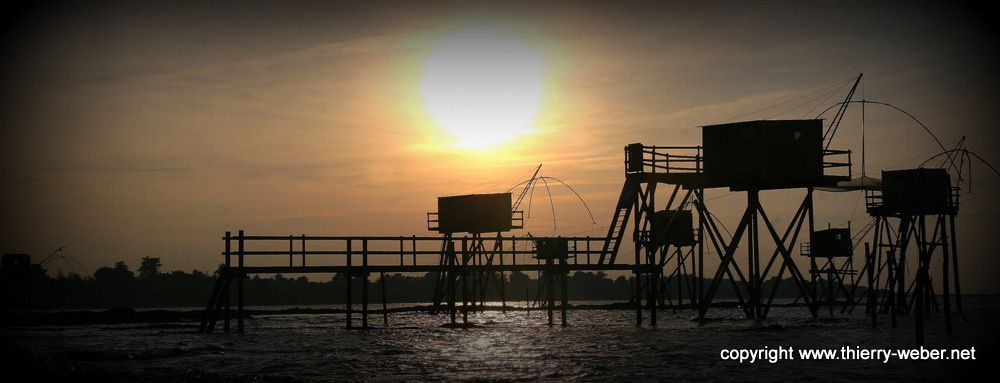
(0, 301), (758, 327)
(4, 293), (993, 327)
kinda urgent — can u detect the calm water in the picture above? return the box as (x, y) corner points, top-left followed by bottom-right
(3, 298), (996, 381)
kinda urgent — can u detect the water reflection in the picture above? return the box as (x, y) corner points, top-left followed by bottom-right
(3, 298), (995, 381)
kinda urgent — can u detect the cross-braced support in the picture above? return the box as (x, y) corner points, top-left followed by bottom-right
(846, 211), (958, 345)
(697, 189), (819, 321)
(658, 244), (699, 309)
(809, 255), (857, 316)
(430, 234), (510, 325)
(628, 181), (703, 326)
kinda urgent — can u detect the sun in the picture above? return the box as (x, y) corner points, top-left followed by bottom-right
(420, 23), (546, 149)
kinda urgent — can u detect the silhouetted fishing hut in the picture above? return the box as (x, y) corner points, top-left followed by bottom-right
(606, 119), (852, 323)
(858, 168), (960, 345)
(801, 225), (856, 316)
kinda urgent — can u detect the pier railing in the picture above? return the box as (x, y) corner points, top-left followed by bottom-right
(625, 144), (703, 175)
(220, 232), (630, 271)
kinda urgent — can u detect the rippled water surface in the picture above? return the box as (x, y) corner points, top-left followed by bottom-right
(4, 298), (997, 381)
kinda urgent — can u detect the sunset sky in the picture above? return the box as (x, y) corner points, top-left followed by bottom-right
(2, 1), (998, 293)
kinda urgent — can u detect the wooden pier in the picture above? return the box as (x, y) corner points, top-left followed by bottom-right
(199, 232), (658, 333)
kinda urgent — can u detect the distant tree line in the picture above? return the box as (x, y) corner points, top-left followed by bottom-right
(16, 258), (809, 309)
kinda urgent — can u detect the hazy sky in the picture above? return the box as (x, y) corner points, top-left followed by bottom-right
(2, 1), (999, 292)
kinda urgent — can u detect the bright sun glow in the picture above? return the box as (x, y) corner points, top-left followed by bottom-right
(421, 24), (545, 149)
